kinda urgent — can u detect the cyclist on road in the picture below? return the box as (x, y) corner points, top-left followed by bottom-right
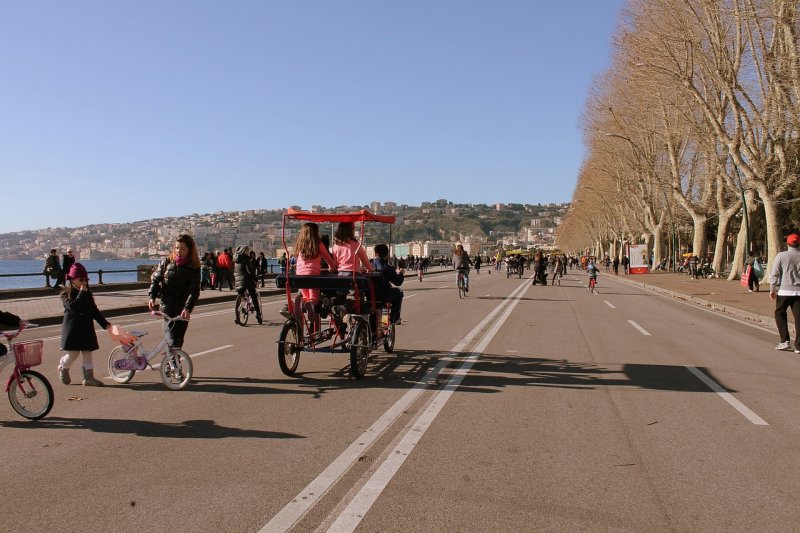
(587, 259), (599, 289)
(453, 244), (473, 293)
(234, 245), (263, 325)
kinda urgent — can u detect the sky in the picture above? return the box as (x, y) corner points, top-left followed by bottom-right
(1, 0), (625, 233)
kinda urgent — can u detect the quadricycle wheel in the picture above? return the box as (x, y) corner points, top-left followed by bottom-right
(278, 320), (301, 376)
(349, 321), (370, 379)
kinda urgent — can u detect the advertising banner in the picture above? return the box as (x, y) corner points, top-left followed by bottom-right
(627, 244), (649, 274)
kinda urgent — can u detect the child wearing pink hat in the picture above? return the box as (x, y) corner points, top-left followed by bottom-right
(57, 263), (114, 386)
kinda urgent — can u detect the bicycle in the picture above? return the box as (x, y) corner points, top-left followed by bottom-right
(235, 289), (261, 326)
(107, 312), (193, 390)
(457, 271), (467, 299)
(1, 323), (54, 420)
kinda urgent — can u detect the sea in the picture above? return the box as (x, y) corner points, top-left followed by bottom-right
(0, 258), (282, 290)
(0, 260), (161, 290)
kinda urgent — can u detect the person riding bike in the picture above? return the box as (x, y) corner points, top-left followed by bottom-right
(453, 244), (473, 293)
(587, 259), (599, 289)
(234, 245), (263, 324)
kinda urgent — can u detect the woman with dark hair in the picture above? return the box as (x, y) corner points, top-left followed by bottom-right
(148, 234), (201, 350)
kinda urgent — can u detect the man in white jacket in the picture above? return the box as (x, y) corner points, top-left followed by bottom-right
(770, 233), (800, 352)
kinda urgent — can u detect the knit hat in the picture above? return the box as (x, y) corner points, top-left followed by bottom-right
(66, 262), (88, 280)
(788, 234), (800, 247)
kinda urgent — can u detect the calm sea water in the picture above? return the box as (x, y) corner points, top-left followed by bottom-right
(0, 258), (281, 290)
(0, 260), (160, 290)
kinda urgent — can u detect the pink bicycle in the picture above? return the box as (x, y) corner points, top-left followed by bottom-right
(1, 323), (54, 420)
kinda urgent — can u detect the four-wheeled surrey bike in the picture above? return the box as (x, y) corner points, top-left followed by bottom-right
(275, 209), (397, 379)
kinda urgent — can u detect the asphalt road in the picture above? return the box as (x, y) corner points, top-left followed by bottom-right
(2, 269), (798, 532)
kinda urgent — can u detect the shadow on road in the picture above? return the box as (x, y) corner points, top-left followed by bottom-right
(0, 416), (306, 439)
(451, 354), (733, 394)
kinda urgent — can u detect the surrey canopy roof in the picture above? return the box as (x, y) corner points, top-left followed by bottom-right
(284, 208), (396, 224)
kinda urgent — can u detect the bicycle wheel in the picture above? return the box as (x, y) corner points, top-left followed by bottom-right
(8, 370), (54, 420)
(235, 295), (249, 326)
(382, 323), (396, 353)
(349, 321), (370, 379)
(160, 349), (193, 390)
(278, 321), (301, 376)
(108, 345), (136, 384)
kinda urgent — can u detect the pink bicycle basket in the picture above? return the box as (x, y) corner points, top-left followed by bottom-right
(13, 340), (44, 367)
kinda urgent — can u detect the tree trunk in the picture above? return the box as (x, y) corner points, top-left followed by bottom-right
(691, 214), (709, 261)
(652, 222), (665, 267)
(727, 190), (757, 281)
(756, 184), (783, 275)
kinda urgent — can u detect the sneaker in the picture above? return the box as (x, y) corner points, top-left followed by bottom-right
(748, 289), (753, 293)
(795, 349), (800, 354)
(775, 341), (791, 351)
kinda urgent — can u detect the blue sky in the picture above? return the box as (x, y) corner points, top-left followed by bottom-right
(1, 1), (624, 233)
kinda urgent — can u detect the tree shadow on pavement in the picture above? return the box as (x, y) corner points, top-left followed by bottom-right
(440, 353), (733, 394)
(0, 417), (306, 439)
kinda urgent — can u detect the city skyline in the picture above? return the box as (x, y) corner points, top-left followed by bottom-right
(0, 199), (568, 260)
(1, 1), (624, 233)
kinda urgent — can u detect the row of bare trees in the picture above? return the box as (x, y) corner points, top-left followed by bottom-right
(559, 0), (799, 279)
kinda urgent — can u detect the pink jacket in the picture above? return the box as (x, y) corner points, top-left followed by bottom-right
(332, 240), (373, 272)
(296, 246), (337, 276)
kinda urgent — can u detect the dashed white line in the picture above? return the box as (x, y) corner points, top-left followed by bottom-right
(604, 301), (616, 309)
(685, 366), (768, 426)
(627, 320), (651, 336)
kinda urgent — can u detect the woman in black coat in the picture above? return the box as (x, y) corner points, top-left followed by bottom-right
(148, 234), (201, 349)
(57, 262), (113, 386)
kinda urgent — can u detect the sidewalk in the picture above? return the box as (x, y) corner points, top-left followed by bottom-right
(599, 270), (775, 327)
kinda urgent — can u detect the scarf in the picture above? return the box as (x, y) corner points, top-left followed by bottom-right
(175, 255), (190, 266)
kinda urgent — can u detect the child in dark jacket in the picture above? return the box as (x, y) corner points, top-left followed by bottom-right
(57, 263), (114, 386)
(372, 244), (405, 324)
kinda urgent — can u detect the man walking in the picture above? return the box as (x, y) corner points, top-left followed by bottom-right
(770, 234), (800, 352)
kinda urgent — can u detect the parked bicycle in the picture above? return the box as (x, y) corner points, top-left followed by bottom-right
(107, 312), (193, 390)
(1, 322), (54, 420)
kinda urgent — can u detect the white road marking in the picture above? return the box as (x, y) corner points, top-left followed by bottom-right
(685, 366), (769, 426)
(260, 279), (531, 533)
(326, 279), (530, 532)
(404, 294), (418, 299)
(604, 301), (616, 309)
(628, 320), (651, 336)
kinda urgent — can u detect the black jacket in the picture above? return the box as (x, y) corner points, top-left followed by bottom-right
(234, 251), (257, 290)
(62, 254), (75, 274)
(60, 288), (109, 351)
(149, 259), (200, 317)
(371, 257), (404, 300)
